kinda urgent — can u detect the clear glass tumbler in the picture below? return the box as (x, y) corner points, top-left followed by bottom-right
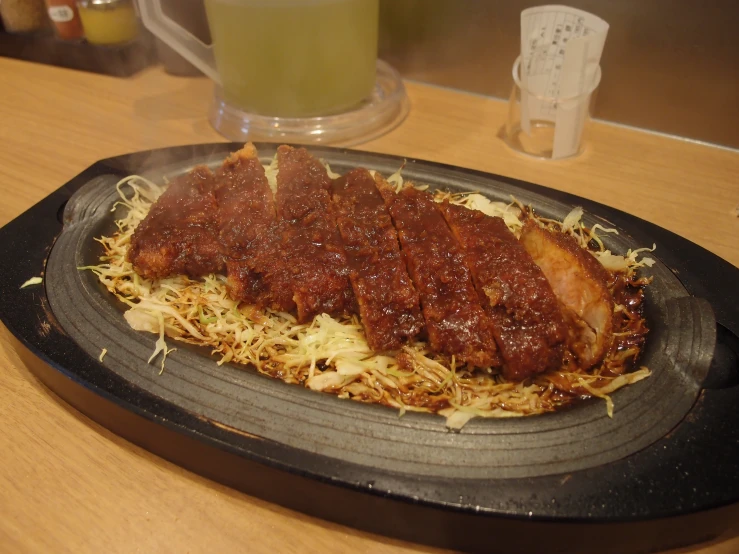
(505, 56), (602, 160)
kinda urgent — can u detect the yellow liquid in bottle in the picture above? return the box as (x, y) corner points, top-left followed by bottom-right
(78, 2), (139, 45)
(204, 0), (378, 118)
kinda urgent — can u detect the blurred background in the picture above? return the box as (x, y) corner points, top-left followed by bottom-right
(378, 0), (738, 148)
(1, 0), (737, 148)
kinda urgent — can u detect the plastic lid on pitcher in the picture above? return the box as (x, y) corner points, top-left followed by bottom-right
(208, 60), (410, 146)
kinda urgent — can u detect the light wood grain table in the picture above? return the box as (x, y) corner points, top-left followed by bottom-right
(0, 57), (737, 554)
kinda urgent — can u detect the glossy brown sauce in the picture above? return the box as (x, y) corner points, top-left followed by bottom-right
(378, 184), (499, 367)
(274, 146), (355, 322)
(128, 165), (223, 280)
(212, 146), (281, 305)
(331, 169), (423, 351)
(439, 202), (567, 380)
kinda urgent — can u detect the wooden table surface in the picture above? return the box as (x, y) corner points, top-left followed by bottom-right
(0, 57), (737, 554)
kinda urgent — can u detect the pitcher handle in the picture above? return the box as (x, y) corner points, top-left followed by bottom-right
(137, 0), (220, 83)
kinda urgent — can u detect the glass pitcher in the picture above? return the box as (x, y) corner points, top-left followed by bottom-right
(138, 0), (379, 118)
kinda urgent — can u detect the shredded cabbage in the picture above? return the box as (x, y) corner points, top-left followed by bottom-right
(387, 163), (405, 191)
(553, 206), (656, 274)
(263, 157), (279, 194)
(322, 160), (341, 180)
(20, 276), (43, 288)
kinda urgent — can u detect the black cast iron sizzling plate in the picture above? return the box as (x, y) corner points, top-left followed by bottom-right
(1, 143), (738, 554)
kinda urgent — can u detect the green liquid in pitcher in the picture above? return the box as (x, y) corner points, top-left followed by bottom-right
(205, 0), (379, 118)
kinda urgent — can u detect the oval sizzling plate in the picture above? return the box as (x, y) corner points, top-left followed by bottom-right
(47, 143), (713, 482)
(3, 143), (738, 554)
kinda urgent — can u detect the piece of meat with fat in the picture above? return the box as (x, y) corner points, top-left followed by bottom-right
(213, 144), (293, 309)
(128, 166), (223, 280)
(439, 202), (567, 380)
(275, 145), (356, 322)
(331, 168), (423, 351)
(520, 220), (614, 368)
(376, 179), (499, 367)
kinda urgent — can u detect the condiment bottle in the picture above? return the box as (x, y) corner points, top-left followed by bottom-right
(0, 0), (51, 33)
(45, 0), (84, 40)
(76, 0), (139, 45)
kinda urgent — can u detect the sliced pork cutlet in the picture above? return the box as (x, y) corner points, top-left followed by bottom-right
(331, 168), (423, 351)
(275, 145), (355, 322)
(213, 144), (293, 310)
(520, 220), (615, 368)
(376, 180), (499, 367)
(439, 202), (567, 380)
(128, 165), (223, 280)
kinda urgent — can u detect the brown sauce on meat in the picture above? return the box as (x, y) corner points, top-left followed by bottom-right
(331, 169), (423, 351)
(275, 145), (355, 322)
(208, 145), (305, 311)
(439, 202), (567, 380)
(212, 146), (280, 305)
(128, 165), (223, 280)
(377, 183), (499, 367)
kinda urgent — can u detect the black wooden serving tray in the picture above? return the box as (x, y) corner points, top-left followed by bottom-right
(1, 143), (737, 554)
